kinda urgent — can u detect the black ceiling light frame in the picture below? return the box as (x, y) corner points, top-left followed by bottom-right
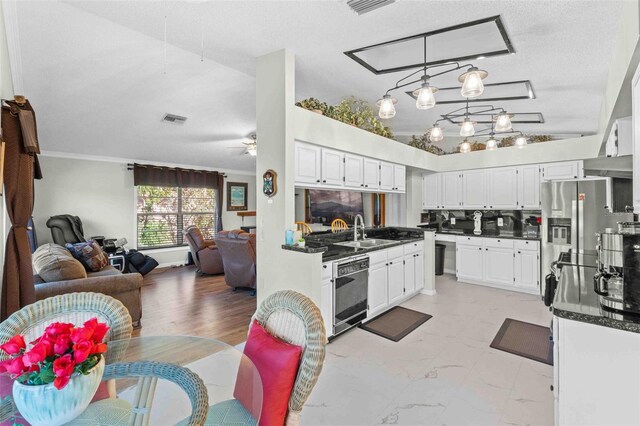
(405, 80), (536, 105)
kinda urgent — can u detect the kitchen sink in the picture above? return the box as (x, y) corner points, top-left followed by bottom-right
(333, 239), (397, 249)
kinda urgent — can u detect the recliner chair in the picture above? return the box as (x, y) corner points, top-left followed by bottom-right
(215, 229), (256, 291)
(46, 215), (86, 246)
(183, 226), (224, 275)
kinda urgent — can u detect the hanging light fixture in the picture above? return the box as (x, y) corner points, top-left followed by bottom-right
(515, 134), (528, 148)
(413, 77), (438, 110)
(459, 117), (475, 137)
(458, 66), (488, 98)
(485, 136), (498, 151)
(429, 123), (444, 142)
(376, 94), (397, 119)
(494, 111), (514, 132)
(459, 140), (471, 153)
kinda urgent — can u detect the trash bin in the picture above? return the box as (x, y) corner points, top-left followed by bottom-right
(435, 244), (446, 276)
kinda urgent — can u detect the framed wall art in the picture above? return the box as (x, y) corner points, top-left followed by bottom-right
(227, 182), (248, 211)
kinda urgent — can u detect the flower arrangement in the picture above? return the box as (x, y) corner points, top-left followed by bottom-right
(0, 318), (109, 390)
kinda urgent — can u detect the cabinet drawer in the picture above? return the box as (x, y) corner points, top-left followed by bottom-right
(387, 246), (404, 260)
(435, 233), (456, 243)
(483, 238), (514, 249)
(455, 236), (483, 247)
(514, 240), (540, 251)
(368, 249), (388, 266)
(321, 262), (333, 281)
(404, 241), (424, 255)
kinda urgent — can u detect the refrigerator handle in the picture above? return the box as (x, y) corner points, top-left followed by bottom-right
(571, 199), (579, 253)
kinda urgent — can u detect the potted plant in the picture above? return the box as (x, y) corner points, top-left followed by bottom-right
(295, 98), (328, 115)
(297, 238), (306, 248)
(0, 318), (109, 426)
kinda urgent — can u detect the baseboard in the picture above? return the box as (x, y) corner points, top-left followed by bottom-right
(443, 268), (456, 275)
(420, 288), (437, 295)
(456, 277), (538, 295)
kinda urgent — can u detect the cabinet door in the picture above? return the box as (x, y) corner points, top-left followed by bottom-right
(393, 164), (406, 192)
(321, 279), (333, 336)
(423, 173), (442, 209)
(414, 252), (424, 291)
(404, 254), (415, 294)
(368, 262), (388, 315)
(387, 257), (405, 304)
(517, 165), (541, 209)
(344, 154), (364, 188)
(541, 161), (582, 181)
(515, 249), (540, 291)
(442, 172), (462, 209)
(294, 143), (321, 185)
(456, 244), (483, 281)
(484, 247), (515, 286)
(487, 167), (518, 209)
(462, 169), (487, 209)
(363, 158), (380, 190)
(380, 162), (394, 191)
(321, 148), (344, 186)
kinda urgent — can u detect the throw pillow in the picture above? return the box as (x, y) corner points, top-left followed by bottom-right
(65, 240), (108, 272)
(233, 320), (302, 426)
(32, 243), (87, 282)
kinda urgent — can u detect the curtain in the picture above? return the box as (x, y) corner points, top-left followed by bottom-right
(215, 173), (224, 232)
(1, 99), (42, 320)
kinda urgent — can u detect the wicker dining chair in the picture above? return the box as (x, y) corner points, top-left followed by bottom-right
(69, 361), (209, 426)
(330, 218), (349, 233)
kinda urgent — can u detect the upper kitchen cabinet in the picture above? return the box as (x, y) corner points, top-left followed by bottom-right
(379, 162), (395, 191)
(423, 173), (442, 209)
(321, 148), (344, 186)
(344, 154), (364, 189)
(441, 172), (462, 209)
(517, 164), (541, 209)
(540, 161), (583, 182)
(363, 158), (380, 190)
(487, 167), (518, 209)
(393, 165), (406, 192)
(294, 142), (322, 184)
(461, 169), (487, 209)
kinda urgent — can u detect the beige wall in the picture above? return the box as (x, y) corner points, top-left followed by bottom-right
(33, 155), (255, 266)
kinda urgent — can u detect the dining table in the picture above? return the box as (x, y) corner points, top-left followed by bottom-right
(0, 335), (263, 425)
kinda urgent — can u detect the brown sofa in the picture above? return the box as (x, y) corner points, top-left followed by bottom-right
(215, 229), (256, 290)
(184, 226), (224, 275)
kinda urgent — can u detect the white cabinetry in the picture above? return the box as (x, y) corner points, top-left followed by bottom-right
(442, 172), (462, 209)
(363, 158), (380, 190)
(423, 173), (442, 209)
(461, 169), (487, 209)
(321, 148), (344, 186)
(294, 142), (321, 184)
(487, 167), (518, 209)
(403, 254), (416, 295)
(517, 164), (541, 209)
(483, 239), (515, 286)
(514, 240), (540, 292)
(633, 62), (640, 211)
(344, 154), (364, 188)
(606, 116), (633, 157)
(368, 259), (388, 317)
(414, 252), (424, 291)
(320, 262), (333, 336)
(456, 237), (484, 282)
(379, 162), (394, 191)
(393, 164), (406, 192)
(387, 246), (405, 304)
(540, 161), (583, 181)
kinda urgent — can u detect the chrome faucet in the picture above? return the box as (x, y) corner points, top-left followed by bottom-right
(354, 214), (366, 242)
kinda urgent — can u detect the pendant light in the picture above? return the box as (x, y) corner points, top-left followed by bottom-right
(429, 123), (444, 142)
(495, 112), (513, 132)
(459, 140), (471, 153)
(376, 94), (397, 119)
(515, 135), (528, 148)
(459, 118), (475, 137)
(485, 136), (498, 151)
(413, 78), (438, 110)
(458, 66), (488, 98)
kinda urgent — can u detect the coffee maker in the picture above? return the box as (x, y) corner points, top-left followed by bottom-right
(594, 222), (640, 314)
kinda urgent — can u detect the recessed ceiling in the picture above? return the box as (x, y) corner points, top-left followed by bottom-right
(7, 0), (624, 171)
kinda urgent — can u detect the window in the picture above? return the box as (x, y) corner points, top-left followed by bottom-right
(136, 186), (216, 249)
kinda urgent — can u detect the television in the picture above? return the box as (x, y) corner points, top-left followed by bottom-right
(308, 189), (364, 225)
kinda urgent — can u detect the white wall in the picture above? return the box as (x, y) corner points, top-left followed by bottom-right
(33, 155), (255, 266)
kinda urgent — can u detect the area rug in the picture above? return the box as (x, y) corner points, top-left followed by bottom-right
(359, 306), (432, 342)
(490, 318), (553, 365)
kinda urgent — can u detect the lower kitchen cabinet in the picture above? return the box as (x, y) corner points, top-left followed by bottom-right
(404, 254), (416, 294)
(368, 261), (388, 316)
(320, 262), (333, 335)
(387, 256), (405, 305)
(514, 241), (540, 292)
(456, 243), (484, 282)
(483, 239), (515, 287)
(414, 252), (424, 291)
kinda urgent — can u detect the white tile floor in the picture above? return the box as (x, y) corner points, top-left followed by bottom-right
(302, 274), (554, 426)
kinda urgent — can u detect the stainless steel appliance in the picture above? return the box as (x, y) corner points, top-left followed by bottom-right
(333, 255), (369, 336)
(594, 223), (640, 314)
(541, 179), (632, 299)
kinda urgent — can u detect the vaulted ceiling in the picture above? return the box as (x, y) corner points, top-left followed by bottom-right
(7, 0), (623, 171)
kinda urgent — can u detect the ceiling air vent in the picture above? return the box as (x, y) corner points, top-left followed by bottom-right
(161, 113), (188, 125)
(347, 0), (395, 15)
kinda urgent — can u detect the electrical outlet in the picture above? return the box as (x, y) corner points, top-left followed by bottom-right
(498, 217), (504, 227)
(451, 218), (456, 225)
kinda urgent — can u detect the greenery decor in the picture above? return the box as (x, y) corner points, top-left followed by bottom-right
(408, 133), (445, 155)
(295, 98), (329, 114)
(410, 131), (555, 155)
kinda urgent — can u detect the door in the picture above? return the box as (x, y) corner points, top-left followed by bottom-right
(404, 254), (415, 294)
(363, 158), (380, 190)
(541, 161), (582, 181)
(484, 247), (515, 286)
(514, 249), (540, 291)
(344, 154), (364, 188)
(368, 262), (388, 316)
(462, 169), (487, 209)
(294, 143), (321, 185)
(414, 252), (424, 291)
(320, 279), (333, 336)
(487, 167), (518, 209)
(456, 244), (483, 281)
(393, 164), (406, 192)
(517, 164), (541, 209)
(442, 172), (462, 209)
(387, 257), (404, 304)
(423, 173), (441, 209)
(321, 148), (344, 186)
(380, 162), (394, 191)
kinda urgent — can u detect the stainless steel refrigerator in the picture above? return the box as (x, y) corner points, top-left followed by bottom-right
(541, 178), (632, 297)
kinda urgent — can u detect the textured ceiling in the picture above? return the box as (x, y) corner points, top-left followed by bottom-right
(9, 0), (623, 171)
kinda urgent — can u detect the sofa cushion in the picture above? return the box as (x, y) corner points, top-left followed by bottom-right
(87, 265), (122, 278)
(66, 240), (108, 272)
(32, 243), (87, 283)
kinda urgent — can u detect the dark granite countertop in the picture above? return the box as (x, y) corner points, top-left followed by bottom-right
(435, 229), (541, 241)
(552, 265), (640, 333)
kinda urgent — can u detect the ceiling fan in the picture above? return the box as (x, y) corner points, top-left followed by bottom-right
(225, 134), (257, 156)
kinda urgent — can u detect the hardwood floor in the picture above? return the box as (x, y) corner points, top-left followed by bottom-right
(131, 266), (256, 346)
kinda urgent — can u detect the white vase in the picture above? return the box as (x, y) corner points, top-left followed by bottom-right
(13, 356), (105, 426)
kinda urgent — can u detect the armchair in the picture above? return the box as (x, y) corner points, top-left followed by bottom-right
(183, 226), (224, 275)
(215, 230), (256, 291)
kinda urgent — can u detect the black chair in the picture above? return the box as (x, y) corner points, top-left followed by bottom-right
(46, 215), (86, 246)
